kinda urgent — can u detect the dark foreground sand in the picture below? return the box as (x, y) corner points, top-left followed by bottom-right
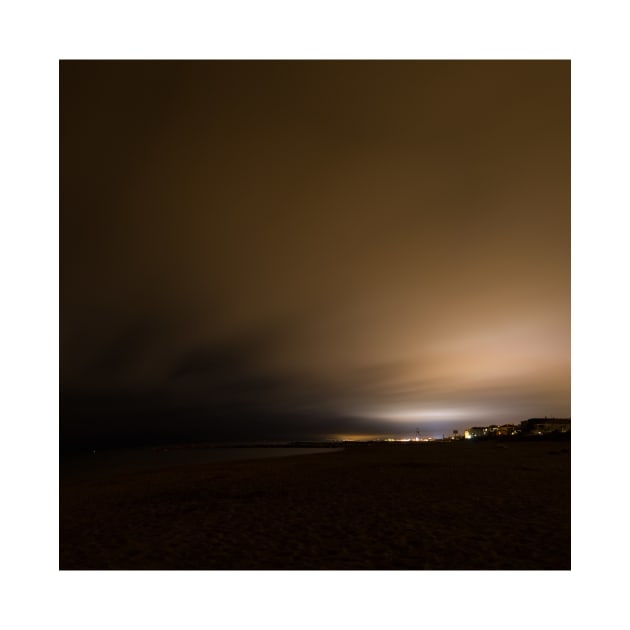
(60, 441), (570, 570)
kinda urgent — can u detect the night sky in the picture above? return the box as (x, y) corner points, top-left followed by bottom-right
(60, 60), (570, 448)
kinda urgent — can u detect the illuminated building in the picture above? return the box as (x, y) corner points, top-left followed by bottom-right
(520, 418), (571, 435)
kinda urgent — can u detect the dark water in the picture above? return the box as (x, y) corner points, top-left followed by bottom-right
(61, 446), (344, 478)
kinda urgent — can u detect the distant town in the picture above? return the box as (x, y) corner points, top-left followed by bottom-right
(454, 417), (569, 440)
(378, 417), (571, 443)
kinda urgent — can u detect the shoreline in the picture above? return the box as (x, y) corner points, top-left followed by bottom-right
(61, 441), (570, 570)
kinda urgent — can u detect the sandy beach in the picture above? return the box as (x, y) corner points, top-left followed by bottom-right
(60, 440), (570, 570)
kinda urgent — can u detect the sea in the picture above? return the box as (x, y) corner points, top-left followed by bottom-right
(61, 445), (344, 478)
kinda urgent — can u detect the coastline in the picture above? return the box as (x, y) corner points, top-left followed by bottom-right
(60, 440), (570, 570)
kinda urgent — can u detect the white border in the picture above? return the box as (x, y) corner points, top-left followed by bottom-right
(3, 1), (629, 629)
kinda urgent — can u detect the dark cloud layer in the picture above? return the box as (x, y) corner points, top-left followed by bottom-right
(60, 61), (570, 448)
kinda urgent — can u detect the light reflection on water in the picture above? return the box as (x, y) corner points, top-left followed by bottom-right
(62, 446), (344, 477)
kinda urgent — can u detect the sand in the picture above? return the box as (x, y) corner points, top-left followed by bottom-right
(60, 441), (570, 570)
